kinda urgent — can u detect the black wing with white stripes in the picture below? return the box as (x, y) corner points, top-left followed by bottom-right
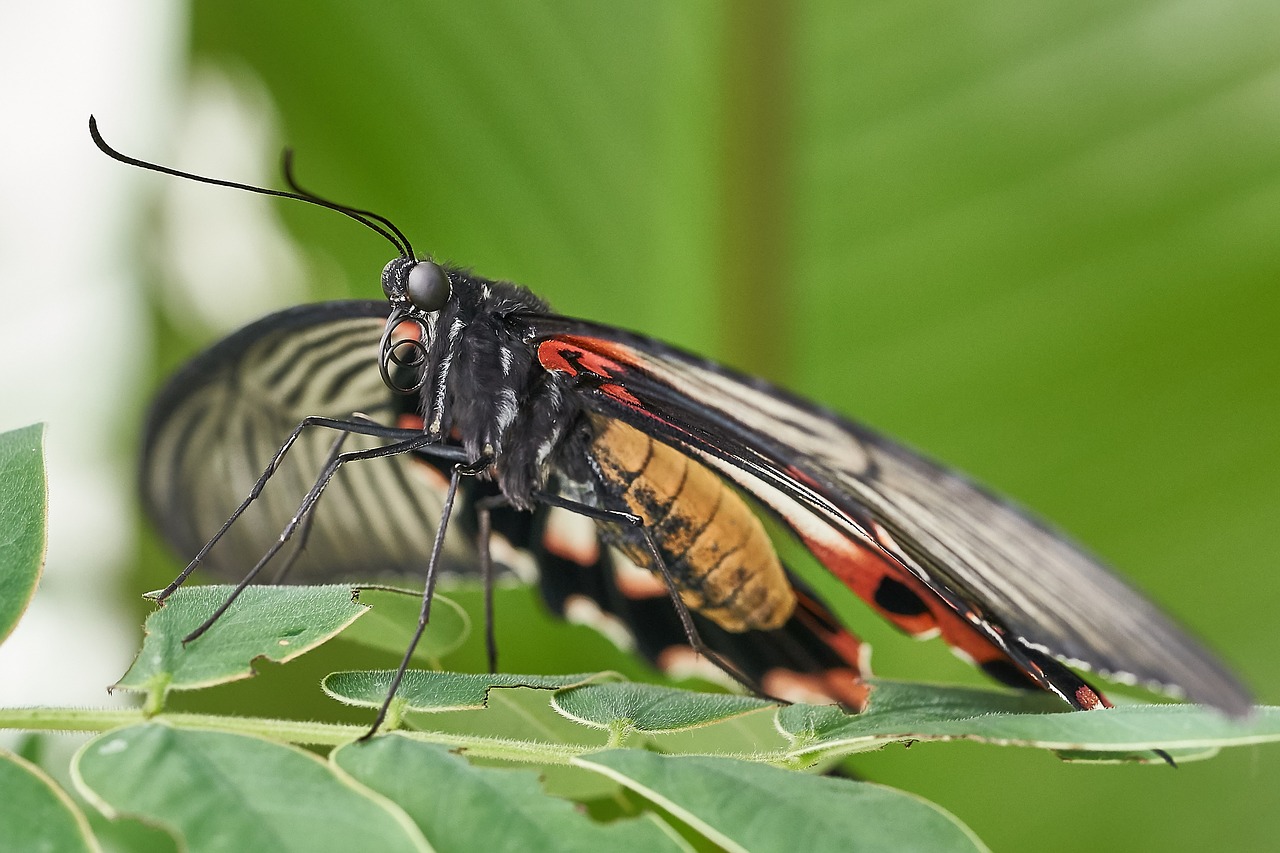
(141, 300), (474, 580)
(519, 314), (1253, 716)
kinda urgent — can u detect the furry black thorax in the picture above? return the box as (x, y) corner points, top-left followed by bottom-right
(395, 263), (585, 509)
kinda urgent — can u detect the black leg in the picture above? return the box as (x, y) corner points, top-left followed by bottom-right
(180, 430), (458, 644)
(158, 414), (467, 601)
(269, 429), (350, 584)
(364, 455), (492, 739)
(531, 490), (780, 703)
(474, 494), (511, 674)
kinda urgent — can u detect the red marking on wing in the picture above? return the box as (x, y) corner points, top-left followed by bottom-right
(793, 589), (866, 670)
(763, 668), (869, 711)
(538, 339), (646, 409)
(794, 523), (1023, 674)
(797, 527), (934, 637)
(393, 320), (422, 341)
(397, 414), (425, 431)
(783, 590), (872, 710)
(598, 383), (643, 408)
(784, 464), (823, 491)
(538, 338), (626, 379)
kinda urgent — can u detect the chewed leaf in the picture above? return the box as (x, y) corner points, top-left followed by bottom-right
(73, 724), (426, 852)
(574, 750), (986, 853)
(0, 748), (97, 853)
(114, 585), (367, 701)
(552, 682), (773, 733)
(340, 585), (471, 661)
(333, 735), (685, 852)
(322, 669), (609, 711)
(0, 424), (47, 646)
(778, 680), (1280, 763)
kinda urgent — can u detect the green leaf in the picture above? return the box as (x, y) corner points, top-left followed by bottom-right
(333, 735), (686, 852)
(576, 750), (986, 853)
(0, 748), (99, 853)
(338, 586), (470, 662)
(322, 669), (606, 712)
(778, 681), (1280, 763)
(114, 585), (367, 704)
(552, 682), (774, 734)
(72, 724), (427, 853)
(1054, 746), (1219, 765)
(0, 424), (46, 646)
(83, 811), (180, 853)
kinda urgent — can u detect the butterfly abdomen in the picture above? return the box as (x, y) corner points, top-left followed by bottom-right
(587, 415), (796, 633)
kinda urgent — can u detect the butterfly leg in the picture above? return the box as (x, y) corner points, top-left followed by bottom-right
(365, 455), (493, 738)
(178, 428), (466, 644)
(531, 490), (784, 703)
(473, 494), (511, 674)
(158, 414), (468, 601)
(267, 429), (350, 585)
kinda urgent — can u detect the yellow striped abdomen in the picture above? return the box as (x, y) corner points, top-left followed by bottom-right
(589, 415), (795, 632)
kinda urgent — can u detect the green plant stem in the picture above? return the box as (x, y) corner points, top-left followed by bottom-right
(0, 706), (363, 745)
(0, 705), (621, 764)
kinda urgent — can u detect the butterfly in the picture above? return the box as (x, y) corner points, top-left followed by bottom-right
(93, 116), (1252, 729)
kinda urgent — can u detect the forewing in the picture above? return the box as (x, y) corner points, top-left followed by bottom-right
(522, 315), (1251, 715)
(142, 300), (471, 580)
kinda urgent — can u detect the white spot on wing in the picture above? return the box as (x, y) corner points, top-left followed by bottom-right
(564, 594), (635, 650)
(488, 534), (539, 584)
(657, 646), (737, 690)
(543, 507), (600, 566)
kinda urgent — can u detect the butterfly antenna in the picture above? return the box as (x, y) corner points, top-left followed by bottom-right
(89, 115), (410, 259)
(281, 149), (415, 260)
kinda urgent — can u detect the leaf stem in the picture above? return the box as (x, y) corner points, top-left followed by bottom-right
(0, 706), (613, 763)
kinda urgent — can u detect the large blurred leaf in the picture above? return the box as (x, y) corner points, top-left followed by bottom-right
(158, 3), (1280, 852)
(0, 749), (98, 853)
(0, 424), (46, 645)
(187, 3), (722, 346)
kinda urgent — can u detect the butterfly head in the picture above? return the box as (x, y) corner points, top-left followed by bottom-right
(377, 257), (454, 396)
(382, 257), (452, 313)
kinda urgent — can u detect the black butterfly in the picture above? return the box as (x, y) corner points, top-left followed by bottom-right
(94, 117), (1252, 730)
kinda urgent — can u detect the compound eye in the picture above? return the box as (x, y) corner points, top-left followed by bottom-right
(406, 261), (451, 312)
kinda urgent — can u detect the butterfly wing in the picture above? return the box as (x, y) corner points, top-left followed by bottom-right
(522, 315), (1252, 716)
(141, 300), (474, 580)
(141, 300), (868, 701)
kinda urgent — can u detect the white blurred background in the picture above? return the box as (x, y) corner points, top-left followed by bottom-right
(0, 2), (306, 710)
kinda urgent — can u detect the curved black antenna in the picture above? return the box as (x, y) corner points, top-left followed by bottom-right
(282, 149), (416, 260)
(89, 115), (410, 259)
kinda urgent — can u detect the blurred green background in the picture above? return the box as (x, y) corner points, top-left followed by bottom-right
(115, 0), (1279, 849)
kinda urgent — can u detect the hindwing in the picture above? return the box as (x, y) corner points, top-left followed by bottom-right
(522, 315), (1251, 715)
